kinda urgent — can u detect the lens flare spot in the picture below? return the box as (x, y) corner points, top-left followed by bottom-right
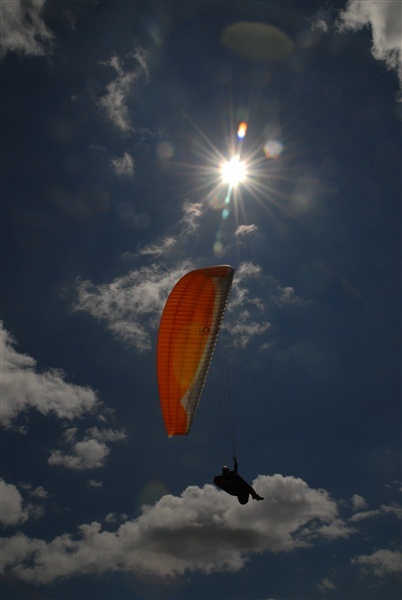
(208, 193), (227, 210)
(156, 140), (174, 160)
(263, 139), (284, 159)
(237, 122), (248, 139)
(213, 240), (223, 254)
(136, 481), (168, 509)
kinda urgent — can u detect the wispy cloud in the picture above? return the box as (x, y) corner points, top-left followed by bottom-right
(137, 236), (177, 258)
(229, 314), (271, 348)
(48, 426), (127, 471)
(73, 262), (193, 351)
(25, 484), (49, 499)
(121, 199), (203, 261)
(0, 474), (354, 583)
(352, 548), (402, 578)
(349, 502), (402, 522)
(316, 576), (337, 593)
(0, 323), (99, 429)
(350, 493), (368, 510)
(0, 0), (54, 59)
(234, 224), (259, 238)
(48, 439), (110, 471)
(111, 152), (135, 176)
(181, 201), (204, 233)
(99, 49), (149, 132)
(337, 0), (402, 98)
(73, 258), (308, 353)
(225, 262), (307, 349)
(87, 479), (103, 489)
(72, 197), (216, 349)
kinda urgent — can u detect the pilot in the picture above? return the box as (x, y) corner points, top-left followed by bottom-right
(214, 461), (264, 504)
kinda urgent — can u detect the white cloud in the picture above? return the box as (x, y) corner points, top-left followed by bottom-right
(229, 313), (271, 348)
(73, 262), (193, 351)
(234, 224), (258, 238)
(349, 502), (402, 522)
(228, 262), (265, 313)
(181, 201), (204, 233)
(73, 258), (308, 353)
(111, 152), (135, 176)
(73, 258), (275, 352)
(87, 479), (103, 489)
(352, 548), (402, 578)
(29, 486), (48, 499)
(48, 439), (110, 471)
(350, 493), (368, 510)
(0, 474), (354, 584)
(317, 576), (337, 593)
(20, 483), (49, 499)
(99, 49), (149, 132)
(312, 17), (329, 34)
(0, 0), (54, 59)
(337, 0), (402, 97)
(276, 285), (306, 306)
(104, 512), (127, 524)
(48, 426), (127, 470)
(0, 323), (99, 428)
(74, 203), (208, 348)
(86, 426), (127, 443)
(0, 480), (28, 527)
(137, 236), (177, 258)
(224, 262), (272, 348)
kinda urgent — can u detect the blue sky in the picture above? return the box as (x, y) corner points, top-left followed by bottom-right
(1, 1), (401, 599)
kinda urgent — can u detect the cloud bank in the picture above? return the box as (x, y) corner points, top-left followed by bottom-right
(0, 474), (354, 584)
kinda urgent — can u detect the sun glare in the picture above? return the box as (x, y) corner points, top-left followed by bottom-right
(220, 155), (246, 187)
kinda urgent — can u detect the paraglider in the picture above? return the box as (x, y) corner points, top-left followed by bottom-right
(157, 264), (264, 505)
(157, 265), (234, 436)
(214, 458), (264, 504)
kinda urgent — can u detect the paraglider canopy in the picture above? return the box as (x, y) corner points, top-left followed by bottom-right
(157, 265), (234, 436)
(221, 22), (294, 62)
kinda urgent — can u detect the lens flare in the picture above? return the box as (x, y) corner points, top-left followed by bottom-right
(263, 139), (284, 159)
(237, 122), (248, 139)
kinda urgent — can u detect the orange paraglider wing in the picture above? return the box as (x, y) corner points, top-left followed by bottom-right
(157, 265), (235, 436)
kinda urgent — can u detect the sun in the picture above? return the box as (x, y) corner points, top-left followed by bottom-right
(220, 154), (247, 187)
(172, 110), (287, 256)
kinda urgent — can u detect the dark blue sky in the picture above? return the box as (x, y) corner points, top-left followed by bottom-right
(1, 1), (401, 599)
